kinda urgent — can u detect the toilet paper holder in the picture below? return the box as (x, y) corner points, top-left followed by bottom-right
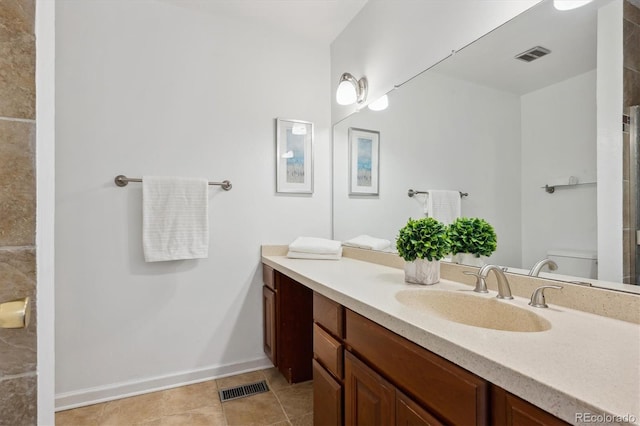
(0, 297), (31, 329)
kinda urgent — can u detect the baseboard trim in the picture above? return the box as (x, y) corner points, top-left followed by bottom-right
(55, 356), (273, 411)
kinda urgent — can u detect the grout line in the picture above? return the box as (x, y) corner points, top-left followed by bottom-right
(0, 116), (36, 123)
(216, 377), (230, 426)
(261, 370), (292, 425)
(0, 246), (35, 252)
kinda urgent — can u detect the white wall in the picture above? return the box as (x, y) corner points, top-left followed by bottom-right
(333, 72), (522, 267)
(55, 0), (331, 407)
(597, 0), (624, 282)
(36, 0), (56, 422)
(521, 70), (597, 271)
(330, 0), (541, 122)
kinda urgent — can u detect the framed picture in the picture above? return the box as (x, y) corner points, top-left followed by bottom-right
(276, 118), (313, 194)
(349, 128), (380, 195)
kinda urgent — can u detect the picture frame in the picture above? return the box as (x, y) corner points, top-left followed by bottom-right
(276, 118), (314, 194)
(349, 127), (380, 195)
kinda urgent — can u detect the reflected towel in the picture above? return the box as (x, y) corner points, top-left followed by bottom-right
(287, 248), (342, 260)
(425, 190), (461, 225)
(143, 176), (209, 262)
(343, 235), (391, 251)
(288, 237), (342, 255)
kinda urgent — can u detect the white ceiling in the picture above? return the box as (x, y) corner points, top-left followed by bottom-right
(159, 0), (368, 44)
(430, 0), (614, 95)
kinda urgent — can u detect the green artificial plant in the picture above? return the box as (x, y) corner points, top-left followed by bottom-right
(396, 217), (451, 262)
(447, 217), (497, 257)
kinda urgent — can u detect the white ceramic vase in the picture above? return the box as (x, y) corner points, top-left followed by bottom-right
(453, 253), (486, 267)
(404, 259), (440, 285)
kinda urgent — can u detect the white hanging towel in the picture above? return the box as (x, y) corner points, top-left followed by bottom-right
(142, 176), (209, 262)
(425, 190), (461, 225)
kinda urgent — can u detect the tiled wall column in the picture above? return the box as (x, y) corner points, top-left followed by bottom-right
(623, 0), (640, 284)
(624, 0), (640, 108)
(0, 0), (37, 424)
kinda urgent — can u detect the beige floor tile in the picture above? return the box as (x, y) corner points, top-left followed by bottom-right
(223, 391), (287, 426)
(217, 370), (265, 390)
(138, 419), (163, 426)
(99, 391), (165, 425)
(159, 406), (226, 425)
(55, 368), (312, 426)
(55, 403), (105, 426)
(261, 368), (291, 392)
(274, 381), (313, 419)
(161, 380), (219, 416)
(289, 412), (313, 426)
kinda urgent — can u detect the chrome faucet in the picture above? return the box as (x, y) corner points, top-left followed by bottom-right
(479, 264), (513, 299)
(462, 271), (488, 293)
(528, 258), (558, 277)
(529, 285), (563, 308)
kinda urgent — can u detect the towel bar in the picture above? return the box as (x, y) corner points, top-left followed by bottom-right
(408, 189), (468, 198)
(114, 175), (232, 191)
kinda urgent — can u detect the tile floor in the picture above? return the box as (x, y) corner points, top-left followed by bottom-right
(55, 368), (313, 426)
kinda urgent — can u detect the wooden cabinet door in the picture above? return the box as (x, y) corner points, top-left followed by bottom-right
(275, 272), (313, 383)
(313, 359), (343, 426)
(262, 286), (276, 364)
(491, 385), (570, 426)
(344, 351), (395, 426)
(396, 390), (443, 426)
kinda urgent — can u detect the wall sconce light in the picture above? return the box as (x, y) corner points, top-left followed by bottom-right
(553, 0), (594, 10)
(336, 72), (368, 106)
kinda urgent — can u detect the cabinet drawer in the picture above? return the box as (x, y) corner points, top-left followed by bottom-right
(345, 309), (488, 426)
(313, 323), (343, 379)
(313, 359), (343, 426)
(263, 264), (275, 290)
(313, 292), (344, 338)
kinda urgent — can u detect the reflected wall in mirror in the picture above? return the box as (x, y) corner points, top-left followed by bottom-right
(333, 0), (638, 292)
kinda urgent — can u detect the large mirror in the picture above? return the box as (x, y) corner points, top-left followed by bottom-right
(333, 0), (639, 293)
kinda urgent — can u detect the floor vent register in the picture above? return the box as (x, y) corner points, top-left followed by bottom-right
(218, 380), (270, 402)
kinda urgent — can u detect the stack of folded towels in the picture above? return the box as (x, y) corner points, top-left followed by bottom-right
(287, 237), (342, 260)
(342, 235), (391, 251)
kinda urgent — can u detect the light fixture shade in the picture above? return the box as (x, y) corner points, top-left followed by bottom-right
(368, 95), (389, 111)
(336, 79), (358, 105)
(553, 0), (594, 10)
(336, 72), (368, 105)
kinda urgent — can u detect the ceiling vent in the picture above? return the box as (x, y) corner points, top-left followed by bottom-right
(514, 46), (551, 62)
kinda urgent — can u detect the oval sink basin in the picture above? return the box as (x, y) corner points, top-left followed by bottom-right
(395, 289), (551, 332)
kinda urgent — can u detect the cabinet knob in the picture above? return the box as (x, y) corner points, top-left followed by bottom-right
(0, 297), (31, 329)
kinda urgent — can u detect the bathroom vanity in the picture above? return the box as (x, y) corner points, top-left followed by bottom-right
(262, 246), (640, 426)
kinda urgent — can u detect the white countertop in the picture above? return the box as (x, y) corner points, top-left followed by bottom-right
(262, 254), (640, 426)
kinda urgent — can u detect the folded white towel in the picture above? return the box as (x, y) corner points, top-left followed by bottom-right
(425, 190), (461, 226)
(143, 176), (209, 262)
(343, 235), (391, 251)
(287, 248), (342, 260)
(288, 237), (342, 255)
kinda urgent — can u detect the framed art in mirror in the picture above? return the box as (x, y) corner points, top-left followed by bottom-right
(276, 118), (313, 194)
(349, 127), (380, 196)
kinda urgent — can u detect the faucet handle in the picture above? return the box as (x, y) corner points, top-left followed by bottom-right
(529, 285), (563, 308)
(463, 271), (488, 293)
